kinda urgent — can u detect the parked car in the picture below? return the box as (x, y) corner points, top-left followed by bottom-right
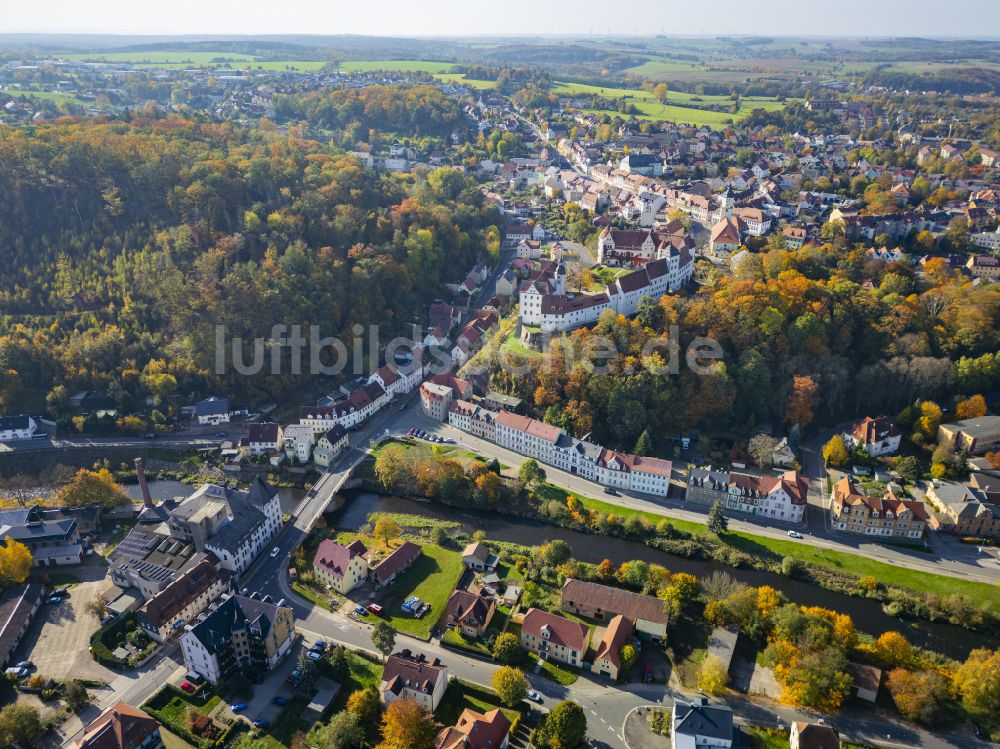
(272, 696), (288, 706)
(787, 530), (803, 539)
(306, 651), (323, 662)
(311, 640), (328, 652)
(185, 672), (204, 685)
(47, 595), (63, 605)
(270, 546), (281, 558)
(354, 605), (369, 617)
(230, 703), (247, 712)
(15, 661), (33, 671)
(602, 486), (619, 496)
(143, 433), (158, 440)
(254, 720), (270, 730)
(5, 667), (27, 678)
(285, 671), (301, 687)
(215, 431), (228, 438)
(180, 682), (196, 694)
(526, 690), (542, 703)
(407, 428), (415, 436)
(366, 603), (384, 617)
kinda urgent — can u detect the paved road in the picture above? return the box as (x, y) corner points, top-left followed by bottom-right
(392, 412), (1000, 584)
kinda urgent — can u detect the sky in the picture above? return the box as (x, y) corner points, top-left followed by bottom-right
(3, 0), (1000, 38)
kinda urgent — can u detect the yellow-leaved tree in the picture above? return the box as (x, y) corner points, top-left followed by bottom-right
(55, 468), (131, 508)
(0, 537), (33, 588)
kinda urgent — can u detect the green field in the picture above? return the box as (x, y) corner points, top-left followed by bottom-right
(339, 59), (456, 73)
(624, 59), (702, 77)
(2, 90), (85, 104)
(434, 73), (496, 90)
(552, 80), (785, 128)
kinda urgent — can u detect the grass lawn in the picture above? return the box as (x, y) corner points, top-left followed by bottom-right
(437, 680), (522, 726)
(499, 329), (542, 359)
(160, 729), (197, 749)
(668, 614), (711, 688)
(290, 580), (341, 612)
(525, 652), (579, 685)
(624, 60), (702, 77)
(442, 628), (493, 657)
(535, 484), (1000, 615)
(336, 532), (465, 639)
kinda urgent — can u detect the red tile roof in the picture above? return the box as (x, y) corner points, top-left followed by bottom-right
(522, 608), (590, 652)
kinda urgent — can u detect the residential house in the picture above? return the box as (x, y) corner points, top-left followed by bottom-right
(74, 701), (163, 749)
(671, 697), (733, 749)
(444, 590), (496, 639)
(937, 415), (1000, 455)
(166, 479), (282, 575)
(136, 555), (226, 643)
(370, 541), (422, 588)
(830, 477), (927, 540)
(313, 539), (369, 594)
(520, 608), (591, 667)
(771, 437), (797, 468)
(686, 468), (731, 506)
(591, 614), (634, 679)
(561, 579), (667, 640)
(313, 425), (348, 469)
(448, 400), (498, 442)
(380, 649), (449, 711)
(421, 382), (455, 421)
(516, 239), (542, 259)
(462, 542), (498, 572)
(194, 397), (230, 426)
(299, 405), (339, 435)
(848, 662), (882, 703)
(725, 471), (809, 523)
(783, 226), (807, 249)
(926, 483), (1000, 538)
(246, 422), (283, 457)
(282, 424), (315, 464)
(0, 415), (38, 441)
(967, 255), (1000, 280)
(180, 593), (295, 683)
(844, 416), (901, 457)
(0, 584), (44, 668)
(709, 217), (741, 254)
(435, 708), (510, 749)
(0, 506), (83, 566)
(790, 722), (840, 749)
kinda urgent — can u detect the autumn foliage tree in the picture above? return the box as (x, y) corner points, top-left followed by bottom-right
(821, 435), (850, 467)
(955, 394), (987, 420)
(785, 375), (820, 429)
(376, 698), (437, 749)
(886, 668), (953, 726)
(55, 468), (131, 508)
(0, 537), (33, 588)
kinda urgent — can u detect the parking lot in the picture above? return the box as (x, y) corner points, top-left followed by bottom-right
(16, 575), (118, 683)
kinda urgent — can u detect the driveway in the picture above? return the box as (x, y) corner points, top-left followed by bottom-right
(16, 575), (117, 683)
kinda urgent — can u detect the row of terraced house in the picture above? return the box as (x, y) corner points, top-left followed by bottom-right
(430, 389), (673, 496)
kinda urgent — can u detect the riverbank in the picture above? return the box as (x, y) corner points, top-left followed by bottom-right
(336, 488), (999, 658)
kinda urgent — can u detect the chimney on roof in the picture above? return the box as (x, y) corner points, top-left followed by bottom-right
(135, 457), (154, 509)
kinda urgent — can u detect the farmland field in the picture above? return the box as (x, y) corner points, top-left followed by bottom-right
(338, 59), (456, 73)
(434, 72), (495, 90)
(552, 79), (785, 128)
(624, 59), (702, 77)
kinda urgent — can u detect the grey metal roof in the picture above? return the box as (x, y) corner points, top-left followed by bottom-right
(673, 698), (733, 741)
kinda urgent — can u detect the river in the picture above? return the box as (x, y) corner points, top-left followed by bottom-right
(330, 491), (996, 660)
(122, 479), (307, 515)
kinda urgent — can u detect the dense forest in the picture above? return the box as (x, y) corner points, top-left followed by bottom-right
(0, 115), (499, 415)
(493, 245), (1000, 451)
(272, 84), (466, 139)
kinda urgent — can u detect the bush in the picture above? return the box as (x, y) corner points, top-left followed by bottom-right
(189, 712), (221, 741)
(782, 556), (805, 577)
